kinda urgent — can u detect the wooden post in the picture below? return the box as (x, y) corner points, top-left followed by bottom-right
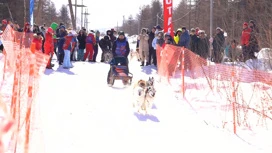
(181, 47), (185, 98)
(68, 0), (76, 30)
(231, 69), (237, 134)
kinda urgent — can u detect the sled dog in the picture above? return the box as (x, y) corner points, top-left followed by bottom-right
(132, 77), (156, 114)
(129, 49), (140, 61)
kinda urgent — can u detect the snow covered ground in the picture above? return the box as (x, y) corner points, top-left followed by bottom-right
(33, 49), (270, 153)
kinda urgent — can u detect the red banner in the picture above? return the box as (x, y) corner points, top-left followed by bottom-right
(163, 0), (174, 37)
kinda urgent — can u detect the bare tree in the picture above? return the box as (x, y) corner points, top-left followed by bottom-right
(59, 5), (71, 28)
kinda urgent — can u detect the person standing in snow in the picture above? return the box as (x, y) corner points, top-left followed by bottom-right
(44, 27), (55, 69)
(83, 31), (96, 62)
(70, 32), (78, 61)
(77, 29), (86, 61)
(248, 20), (259, 54)
(99, 35), (111, 62)
(240, 22), (254, 62)
(62, 30), (77, 69)
(174, 28), (182, 45)
(178, 27), (190, 48)
(148, 26), (156, 66)
(138, 28), (149, 66)
(189, 28), (198, 53)
(23, 22), (32, 48)
(212, 27), (225, 63)
(57, 25), (67, 65)
(152, 31), (164, 66)
(31, 33), (43, 53)
(93, 30), (100, 62)
(1, 19), (7, 32)
(196, 30), (209, 59)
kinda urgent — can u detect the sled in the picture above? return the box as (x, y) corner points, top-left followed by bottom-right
(107, 56), (133, 86)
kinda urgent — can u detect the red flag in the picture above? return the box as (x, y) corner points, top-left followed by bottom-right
(163, 0), (174, 37)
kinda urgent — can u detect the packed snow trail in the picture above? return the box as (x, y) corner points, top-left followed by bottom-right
(35, 57), (267, 153)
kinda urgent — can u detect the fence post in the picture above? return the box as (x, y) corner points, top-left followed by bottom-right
(181, 47), (185, 98)
(231, 69), (237, 134)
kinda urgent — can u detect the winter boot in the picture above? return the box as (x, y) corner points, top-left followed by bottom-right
(140, 62), (144, 66)
(146, 62), (150, 66)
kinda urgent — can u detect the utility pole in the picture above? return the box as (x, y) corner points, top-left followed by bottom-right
(209, 0), (213, 59)
(123, 15), (125, 31)
(81, 0), (83, 28)
(71, 2), (86, 29)
(189, 0), (191, 30)
(36, 0), (43, 25)
(117, 21), (119, 32)
(68, 0), (76, 29)
(83, 8), (90, 30)
(75, 0), (77, 26)
(156, 13), (159, 26)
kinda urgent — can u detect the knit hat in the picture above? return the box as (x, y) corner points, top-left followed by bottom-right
(243, 22), (248, 26)
(176, 28), (182, 32)
(216, 27), (222, 30)
(156, 25), (162, 30)
(60, 25), (65, 29)
(118, 31), (125, 36)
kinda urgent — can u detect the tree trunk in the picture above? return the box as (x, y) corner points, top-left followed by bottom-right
(36, 0), (43, 25)
(68, 0), (76, 29)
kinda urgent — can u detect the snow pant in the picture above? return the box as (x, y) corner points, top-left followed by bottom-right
(93, 44), (99, 62)
(54, 42), (58, 60)
(77, 49), (84, 61)
(44, 45), (54, 67)
(70, 47), (76, 61)
(148, 47), (157, 65)
(42, 39), (45, 53)
(140, 49), (149, 63)
(213, 49), (224, 63)
(83, 44), (94, 61)
(63, 50), (73, 68)
(0, 44), (4, 51)
(58, 46), (64, 64)
(242, 45), (256, 62)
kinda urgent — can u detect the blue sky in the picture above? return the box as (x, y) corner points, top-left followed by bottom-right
(54, 0), (181, 31)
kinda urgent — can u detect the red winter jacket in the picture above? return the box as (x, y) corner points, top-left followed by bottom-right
(241, 28), (252, 46)
(86, 33), (96, 45)
(44, 33), (54, 48)
(32, 37), (42, 52)
(33, 37), (42, 50)
(63, 35), (76, 51)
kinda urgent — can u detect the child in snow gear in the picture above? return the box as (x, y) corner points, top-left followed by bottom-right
(44, 27), (55, 69)
(31, 33), (43, 53)
(62, 30), (77, 69)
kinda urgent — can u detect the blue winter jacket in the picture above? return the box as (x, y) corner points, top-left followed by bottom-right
(112, 38), (130, 57)
(178, 30), (190, 48)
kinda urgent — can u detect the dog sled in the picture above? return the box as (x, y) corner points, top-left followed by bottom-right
(107, 56), (133, 86)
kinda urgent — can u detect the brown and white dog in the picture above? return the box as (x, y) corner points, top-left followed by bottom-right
(132, 77), (156, 114)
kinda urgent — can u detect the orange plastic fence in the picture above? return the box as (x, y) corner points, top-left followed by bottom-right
(156, 44), (272, 134)
(0, 25), (49, 153)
